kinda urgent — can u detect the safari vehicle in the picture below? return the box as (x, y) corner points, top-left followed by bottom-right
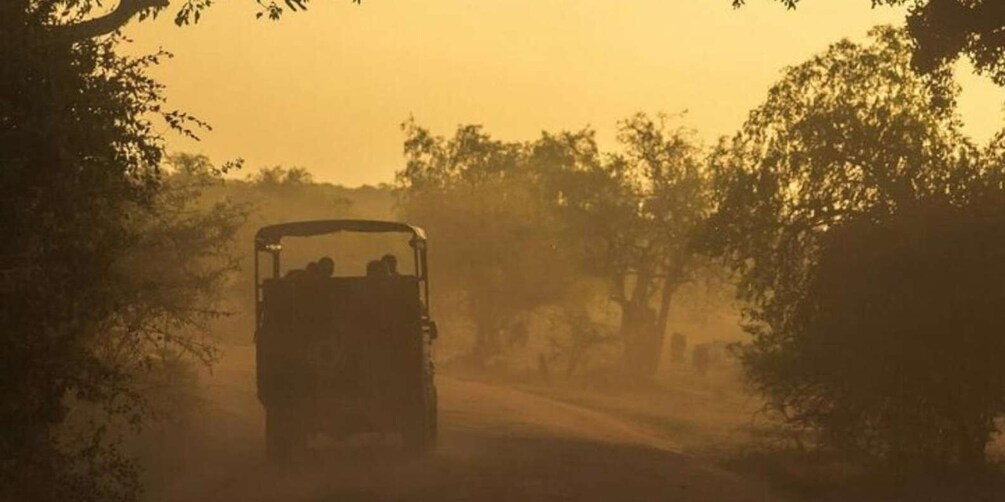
(254, 220), (437, 461)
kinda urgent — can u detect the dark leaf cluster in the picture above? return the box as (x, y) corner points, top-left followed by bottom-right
(733, 0), (1005, 85)
(705, 27), (1005, 469)
(1, 5), (244, 500)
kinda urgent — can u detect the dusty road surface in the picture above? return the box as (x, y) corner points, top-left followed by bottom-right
(150, 346), (777, 502)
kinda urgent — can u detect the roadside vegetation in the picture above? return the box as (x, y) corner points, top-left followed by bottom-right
(394, 26), (1005, 500)
(7, 0), (1005, 500)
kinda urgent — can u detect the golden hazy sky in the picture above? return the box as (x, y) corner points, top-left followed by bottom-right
(124, 0), (1005, 186)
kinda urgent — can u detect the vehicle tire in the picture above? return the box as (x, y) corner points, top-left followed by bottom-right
(265, 405), (306, 463)
(427, 383), (438, 443)
(402, 375), (437, 454)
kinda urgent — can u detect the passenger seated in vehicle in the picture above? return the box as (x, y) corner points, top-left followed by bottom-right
(380, 254), (399, 276)
(318, 256), (335, 277)
(305, 261), (320, 277)
(366, 259), (389, 277)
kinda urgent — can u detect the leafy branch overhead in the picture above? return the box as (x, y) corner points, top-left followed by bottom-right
(248, 0), (361, 21)
(45, 0), (362, 42)
(732, 0), (1005, 85)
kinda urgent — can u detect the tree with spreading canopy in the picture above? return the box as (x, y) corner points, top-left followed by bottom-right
(704, 26), (1005, 469)
(733, 0), (1005, 85)
(397, 116), (710, 379)
(537, 114), (710, 381)
(396, 120), (582, 363)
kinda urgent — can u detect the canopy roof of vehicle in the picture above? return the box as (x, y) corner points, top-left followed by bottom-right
(255, 219), (426, 249)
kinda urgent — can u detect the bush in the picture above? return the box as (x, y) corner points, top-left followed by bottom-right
(740, 198), (1005, 469)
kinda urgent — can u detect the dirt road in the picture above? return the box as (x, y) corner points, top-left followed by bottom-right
(150, 346), (776, 501)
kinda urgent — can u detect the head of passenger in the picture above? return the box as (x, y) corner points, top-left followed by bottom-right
(366, 260), (389, 277)
(380, 254), (399, 275)
(318, 256), (335, 277)
(305, 261), (320, 276)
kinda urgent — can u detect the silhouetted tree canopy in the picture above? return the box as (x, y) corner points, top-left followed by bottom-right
(704, 27), (1005, 468)
(397, 120), (581, 363)
(398, 116), (711, 379)
(30, 0), (362, 42)
(1, 5), (244, 500)
(538, 113), (711, 380)
(772, 198), (1005, 467)
(734, 0), (1005, 84)
(707, 27), (975, 311)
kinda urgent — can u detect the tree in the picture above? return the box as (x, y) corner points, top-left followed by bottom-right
(707, 26), (974, 316)
(398, 116), (710, 377)
(703, 26), (1005, 468)
(251, 165), (315, 187)
(1, 5), (243, 500)
(539, 114), (710, 381)
(732, 0), (1005, 85)
(397, 120), (581, 364)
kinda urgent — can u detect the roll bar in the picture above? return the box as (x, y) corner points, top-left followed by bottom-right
(255, 219), (426, 249)
(254, 219), (431, 332)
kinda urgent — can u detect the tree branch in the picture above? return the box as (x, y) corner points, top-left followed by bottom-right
(53, 0), (169, 42)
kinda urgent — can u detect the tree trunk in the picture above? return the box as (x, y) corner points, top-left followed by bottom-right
(620, 301), (644, 380)
(620, 264), (680, 381)
(620, 300), (659, 381)
(650, 272), (677, 375)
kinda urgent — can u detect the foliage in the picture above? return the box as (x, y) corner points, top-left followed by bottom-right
(733, 0), (1005, 85)
(704, 27), (1005, 468)
(0, 5), (242, 500)
(251, 165), (315, 187)
(397, 120), (581, 362)
(541, 307), (620, 379)
(539, 113), (711, 380)
(759, 198), (1005, 468)
(706, 26), (973, 313)
(38, 0), (363, 41)
(181, 0), (362, 23)
(397, 116), (711, 377)
(108, 155), (247, 379)
(209, 163), (384, 344)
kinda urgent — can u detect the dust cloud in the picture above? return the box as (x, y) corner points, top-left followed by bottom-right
(9, 2), (1005, 501)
